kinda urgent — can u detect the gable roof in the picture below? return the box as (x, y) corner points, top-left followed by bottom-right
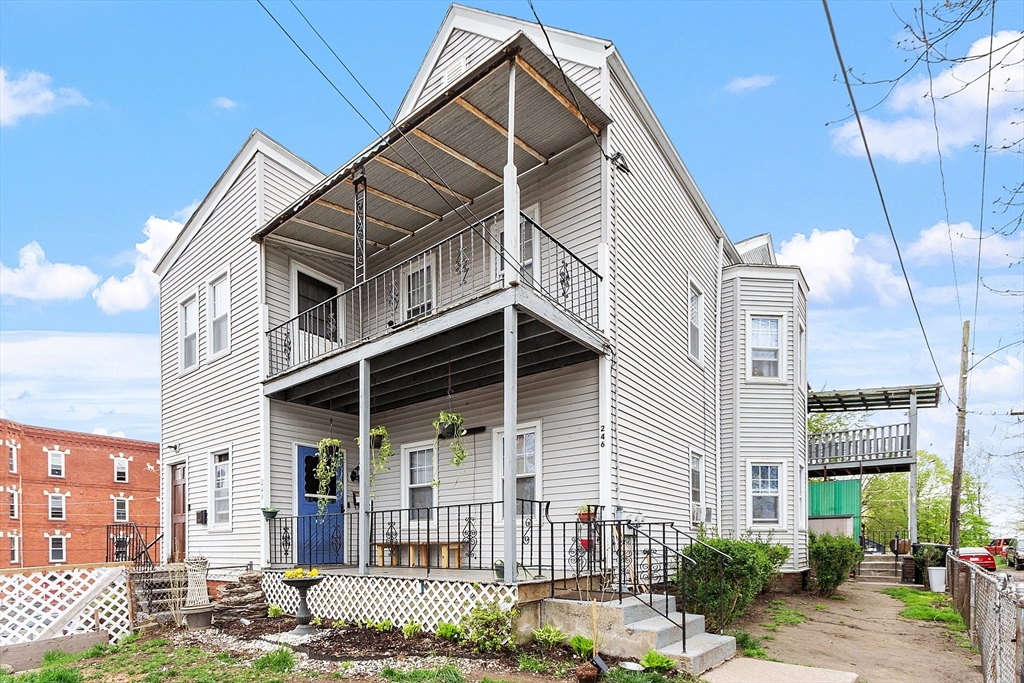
(396, 4), (610, 121)
(154, 130), (323, 279)
(734, 233), (777, 265)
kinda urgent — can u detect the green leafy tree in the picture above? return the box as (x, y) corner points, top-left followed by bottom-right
(808, 412), (868, 435)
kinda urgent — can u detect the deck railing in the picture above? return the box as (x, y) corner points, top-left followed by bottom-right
(267, 211), (600, 377)
(808, 423), (912, 468)
(106, 523), (162, 569)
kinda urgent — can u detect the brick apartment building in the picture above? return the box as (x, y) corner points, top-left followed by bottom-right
(1, 419), (160, 568)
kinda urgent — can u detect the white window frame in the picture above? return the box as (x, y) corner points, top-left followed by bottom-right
(114, 457), (129, 483)
(48, 450), (65, 478)
(492, 420), (543, 521)
(114, 497), (129, 522)
(290, 261), (344, 344)
(7, 444), (16, 474)
(687, 279), (704, 365)
(401, 254), (438, 321)
(400, 441), (437, 524)
(746, 313), (787, 382)
(747, 461), (786, 529)
(49, 535), (66, 563)
(206, 267), (231, 360)
(49, 493), (66, 521)
(690, 448), (705, 524)
(9, 490), (18, 519)
(493, 204), (540, 285)
(178, 290), (200, 374)
(209, 448), (232, 531)
(9, 534), (18, 564)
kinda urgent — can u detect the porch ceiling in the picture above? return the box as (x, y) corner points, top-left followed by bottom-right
(253, 33), (611, 258)
(268, 312), (598, 415)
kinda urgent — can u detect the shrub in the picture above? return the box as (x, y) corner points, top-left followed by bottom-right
(436, 622), (464, 642)
(568, 634), (593, 660)
(808, 532), (864, 597)
(638, 649), (674, 673)
(403, 621), (422, 639)
(531, 623), (566, 649)
(676, 532), (790, 630)
(461, 600), (518, 652)
(267, 604), (285, 618)
(253, 647), (295, 673)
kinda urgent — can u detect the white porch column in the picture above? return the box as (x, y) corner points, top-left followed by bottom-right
(503, 305), (519, 585)
(503, 60), (520, 287)
(358, 358), (371, 575)
(908, 389), (918, 543)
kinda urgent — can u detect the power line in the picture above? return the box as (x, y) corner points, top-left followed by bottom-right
(256, 0), (526, 273)
(821, 0), (953, 405)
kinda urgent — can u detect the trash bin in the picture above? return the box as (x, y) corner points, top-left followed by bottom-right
(927, 566), (946, 593)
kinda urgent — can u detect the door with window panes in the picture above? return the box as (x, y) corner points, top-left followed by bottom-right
(295, 271), (341, 363)
(497, 428), (538, 515)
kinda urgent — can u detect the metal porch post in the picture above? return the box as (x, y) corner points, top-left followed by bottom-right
(502, 59), (520, 585)
(908, 388), (918, 544)
(503, 60), (520, 288)
(358, 358), (371, 575)
(354, 167), (367, 285)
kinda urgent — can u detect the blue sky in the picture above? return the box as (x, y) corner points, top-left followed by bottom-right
(1, 2), (1022, 527)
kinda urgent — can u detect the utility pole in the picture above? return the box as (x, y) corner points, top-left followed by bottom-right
(949, 320), (969, 551)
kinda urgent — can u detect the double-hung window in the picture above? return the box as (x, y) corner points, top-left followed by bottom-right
(209, 275), (230, 356)
(49, 494), (66, 521)
(212, 452), (230, 526)
(405, 446), (435, 522)
(114, 457), (128, 483)
(690, 451), (704, 523)
(9, 535), (18, 564)
(750, 316), (780, 378)
(180, 296), (198, 370)
(751, 464), (781, 524)
(48, 450), (64, 477)
(49, 536), (65, 563)
(405, 260), (434, 319)
(688, 284), (703, 361)
(7, 445), (15, 473)
(114, 497), (129, 522)
(8, 491), (17, 519)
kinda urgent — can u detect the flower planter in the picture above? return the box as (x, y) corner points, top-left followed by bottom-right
(436, 424), (459, 440)
(576, 662), (598, 683)
(369, 433), (384, 449)
(576, 511), (596, 524)
(282, 575), (324, 636)
(262, 508), (278, 520)
(493, 560), (504, 581)
(181, 604), (215, 630)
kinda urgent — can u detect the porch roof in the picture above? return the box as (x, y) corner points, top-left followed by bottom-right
(252, 32), (611, 258)
(807, 384), (943, 413)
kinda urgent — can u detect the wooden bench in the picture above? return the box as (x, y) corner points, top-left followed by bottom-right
(374, 541), (464, 569)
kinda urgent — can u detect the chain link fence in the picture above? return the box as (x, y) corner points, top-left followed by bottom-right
(947, 555), (1024, 683)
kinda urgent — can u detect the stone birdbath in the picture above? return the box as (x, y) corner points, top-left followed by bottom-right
(281, 575), (324, 636)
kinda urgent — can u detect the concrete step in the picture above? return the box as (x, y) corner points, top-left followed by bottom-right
(860, 556), (900, 566)
(856, 575), (907, 584)
(858, 568), (900, 577)
(660, 632), (736, 676)
(627, 612), (705, 649)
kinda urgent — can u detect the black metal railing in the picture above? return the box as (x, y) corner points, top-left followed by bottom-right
(267, 499), (548, 575)
(106, 523), (162, 568)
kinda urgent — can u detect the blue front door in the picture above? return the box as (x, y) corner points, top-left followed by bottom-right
(297, 445), (344, 564)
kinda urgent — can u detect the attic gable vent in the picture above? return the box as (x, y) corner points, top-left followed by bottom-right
(443, 56), (468, 88)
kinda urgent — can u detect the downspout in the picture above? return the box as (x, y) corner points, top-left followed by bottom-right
(714, 238), (723, 535)
(732, 277), (741, 538)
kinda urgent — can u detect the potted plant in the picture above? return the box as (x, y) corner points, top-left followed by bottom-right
(357, 425), (393, 500)
(314, 438), (344, 515)
(576, 502), (597, 523)
(281, 567), (324, 636)
(493, 559), (505, 580)
(261, 507), (278, 520)
(431, 412), (468, 487)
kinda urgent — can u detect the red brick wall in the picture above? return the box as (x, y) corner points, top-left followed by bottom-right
(0, 419), (160, 569)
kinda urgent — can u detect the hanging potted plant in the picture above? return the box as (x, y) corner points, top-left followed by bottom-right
(261, 507), (278, 520)
(314, 438), (344, 516)
(576, 501), (597, 523)
(355, 425), (393, 500)
(433, 411), (467, 462)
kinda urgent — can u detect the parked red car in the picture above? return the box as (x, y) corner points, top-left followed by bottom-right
(957, 547), (997, 571)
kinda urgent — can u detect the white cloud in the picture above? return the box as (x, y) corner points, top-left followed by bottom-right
(92, 215), (183, 314)
(212, 96), (237, 110)
(724, 74), (777, 94)
(0, 67), (88, 127)
(0, 242), (100, 302)
(92, 427), (126, 438)
(777, 228), (905, 304)
(832, 30), (1023, 162)
(907, 220), (1022, 268)
(0, 331), (159, 441)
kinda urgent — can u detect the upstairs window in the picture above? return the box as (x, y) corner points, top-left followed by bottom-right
(7, 445), (15, 474)
(49, 536), (65, 563)
(180, 296), (198, 370)
(49, 494), (66, 520)
(297, 271), (339, 341)
(750, 316), (780, 378)
(209, 275), (230, 356)
(48, 450), (65, 477)
(405, 262), (434, 319)
(114, 497), (129, 522)
(9, 535), (17, 564)
(688, 284), (703, 361)
(8, 491), (17, 519)
(114, 457), (129, 483)
(212, 452), (231, 526)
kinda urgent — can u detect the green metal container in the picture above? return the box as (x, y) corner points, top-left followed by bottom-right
(809, 479), (861, 537)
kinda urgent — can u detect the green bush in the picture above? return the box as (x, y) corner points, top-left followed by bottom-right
(531, 623), (566, 649)
(436, 622), (464, 642)
(266, 604), (285, 618)
(403, 621), (422, 639)
(461, 600), (519, 652)
(638, 649), (674, 673)
(568, 634), (593, 660)
(676, 532), (790, 630)
(252, 647), (295, 673)
(808, 532), (864, 597)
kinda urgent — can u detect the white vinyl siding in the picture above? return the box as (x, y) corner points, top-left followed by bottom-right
(415, 29), (501, 109)
(49, 536), (65, 563)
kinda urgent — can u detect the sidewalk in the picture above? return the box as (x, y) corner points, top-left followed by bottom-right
(702, 658), (858, 683)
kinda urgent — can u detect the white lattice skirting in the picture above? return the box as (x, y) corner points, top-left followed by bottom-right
(0, 564), (134, 646)
(262, 572), (518, 631)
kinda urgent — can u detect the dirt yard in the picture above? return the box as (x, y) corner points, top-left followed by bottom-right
(730, 580), (982, 683)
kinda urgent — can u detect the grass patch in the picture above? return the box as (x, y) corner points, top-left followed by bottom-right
(602, 669), (674, 683)
(728, 630), (768, 659)
(814, 604), (828, 611)
(766, 600), (806, 626)
(516, 654), (549, 673)
(759, 622), (779, 632)
(880, 587), (972, 649)
(381, 664), (465, 683)
(828, 594), (848, 601)
(252, 648), (295, 674)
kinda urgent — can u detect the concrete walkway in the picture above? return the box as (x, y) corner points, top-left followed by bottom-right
(702, 658), (858, 683)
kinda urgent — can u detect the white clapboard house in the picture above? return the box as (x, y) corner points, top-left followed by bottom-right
(155, 4), (808, 670)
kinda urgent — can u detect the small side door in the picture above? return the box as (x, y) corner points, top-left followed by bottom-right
(296, 445), (344, 564)
(170, 464), (186, 562)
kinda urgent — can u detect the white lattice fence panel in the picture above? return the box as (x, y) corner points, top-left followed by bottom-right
(263, 573), (517, 631)
(0, 565), (133, 646)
